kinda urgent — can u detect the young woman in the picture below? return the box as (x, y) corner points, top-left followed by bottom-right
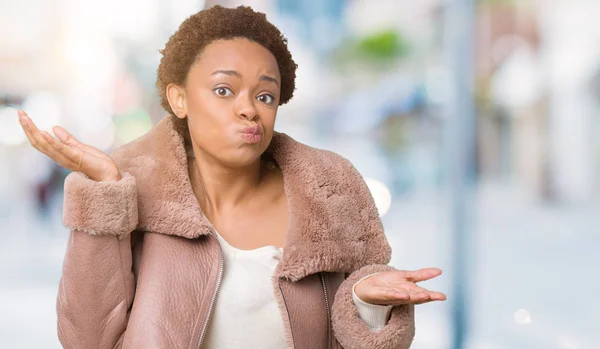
(18, 5), (445, 349)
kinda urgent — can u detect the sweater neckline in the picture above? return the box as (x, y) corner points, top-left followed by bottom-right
(213, 230), (284, 256)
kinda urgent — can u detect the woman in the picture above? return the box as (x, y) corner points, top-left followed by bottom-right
(18, 5), (445, 349)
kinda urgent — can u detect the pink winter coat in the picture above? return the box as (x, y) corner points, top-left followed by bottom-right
(57, 114), (415, 349)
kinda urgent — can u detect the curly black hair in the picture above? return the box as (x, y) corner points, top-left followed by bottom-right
(156, 5), (297, 118)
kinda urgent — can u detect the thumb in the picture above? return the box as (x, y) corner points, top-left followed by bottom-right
(52, 126), (76, 145)
(52, 126), (108, 159)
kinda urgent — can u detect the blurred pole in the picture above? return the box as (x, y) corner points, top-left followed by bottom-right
(443, 0), (476, 349)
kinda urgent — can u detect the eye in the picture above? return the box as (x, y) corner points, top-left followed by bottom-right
(257, 94), (275, 105)
(213, 87), (233, 97)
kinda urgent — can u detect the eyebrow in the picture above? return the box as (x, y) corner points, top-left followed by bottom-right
(211, 70), (279, 87)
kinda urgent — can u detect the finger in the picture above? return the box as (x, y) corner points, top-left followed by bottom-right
(410, 294), (447, 305)
(412, 285), (447, 301)
(411, 299), (437, 305)
(19, 110), (40, 134)
(373, 286), (447, 306)
(365, 289), (411, 306)
(426, 291), (447, 301)
(42, 131), (87, 171)
(18, 110), (39, 145)
(407, 290), (430, 303)
(52, 126), (106, 158)
(389, 290), (411, 303)
(382, 291), (429, 306)
(403, 288), (446, 305)
(367, 288), (428, 306)
(19, 111), (54, 155)
(39, 132), (80, 169)
(397, 268), (443, 283)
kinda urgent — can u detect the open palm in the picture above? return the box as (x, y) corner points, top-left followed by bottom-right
(17, 110), (121, 182)
(354, 268), (447, 306)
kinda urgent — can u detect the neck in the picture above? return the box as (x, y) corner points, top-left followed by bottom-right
(189, 149), (266, 219)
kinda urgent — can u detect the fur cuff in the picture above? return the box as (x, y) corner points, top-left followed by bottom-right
(332, 264), (415, 349)
(62, 171), (138, 237)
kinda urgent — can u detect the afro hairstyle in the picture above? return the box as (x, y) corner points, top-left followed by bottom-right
(156, 5), (298, 119)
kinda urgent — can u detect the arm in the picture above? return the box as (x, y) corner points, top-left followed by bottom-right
(333, 264), (415, 349)
(328, 157), (414, 348)
(57, 171), (138, 349)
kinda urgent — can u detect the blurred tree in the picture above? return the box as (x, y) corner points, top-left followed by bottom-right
(332, 29), (410, 68)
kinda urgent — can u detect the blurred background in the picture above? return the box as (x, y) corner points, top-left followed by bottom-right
(1, 0), (599, 348)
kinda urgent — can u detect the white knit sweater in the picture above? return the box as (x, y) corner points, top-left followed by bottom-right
(203, 231), (393, 348)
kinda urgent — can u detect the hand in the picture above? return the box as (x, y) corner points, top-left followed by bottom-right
(354, 268), (447, 306)
(18, 110), (121, 182)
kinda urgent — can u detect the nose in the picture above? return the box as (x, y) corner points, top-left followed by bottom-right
(237, 95), (258, 121)
(240, 111), (257, 121)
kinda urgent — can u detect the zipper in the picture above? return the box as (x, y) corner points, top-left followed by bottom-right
(320, 273), (332, 349)
(277, 278), (296, 348)
(197, 230), (224, 349)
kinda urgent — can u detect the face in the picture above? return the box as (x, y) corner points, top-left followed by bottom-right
(167, 38), (281, 168)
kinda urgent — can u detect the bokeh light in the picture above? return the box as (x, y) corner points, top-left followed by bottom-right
(365, 178), (392, 217)
(514, 309), (532, 325)
(21, 92), (62, 132)
(114, 109), (153, 144)
(0, 106), (26, 146)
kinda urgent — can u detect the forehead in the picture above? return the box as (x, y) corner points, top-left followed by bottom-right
(191, 38), (280, 79)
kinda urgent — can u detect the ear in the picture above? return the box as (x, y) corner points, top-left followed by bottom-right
(166, 83), (188, 119)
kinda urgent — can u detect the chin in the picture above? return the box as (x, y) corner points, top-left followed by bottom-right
(220, 149), (264, 169)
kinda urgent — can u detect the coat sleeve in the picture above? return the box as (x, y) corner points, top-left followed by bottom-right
(56, 171), (138, 349)
(332, 264), (415, 349)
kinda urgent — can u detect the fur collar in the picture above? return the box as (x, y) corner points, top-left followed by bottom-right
(111, 115), (391, 281)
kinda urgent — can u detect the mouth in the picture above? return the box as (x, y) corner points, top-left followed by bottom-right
(241, 125), (262, 135)
(240, 125), (263, 144)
